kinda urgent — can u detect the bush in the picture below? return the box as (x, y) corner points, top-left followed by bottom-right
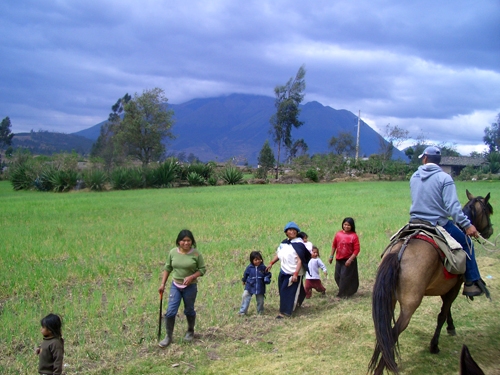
(220, 166), (243, 185)
(49, 169), (79, 192)
(187, 172), (206, 186)
(10, 162), (37, 190)
(111, 168), (128, 190)
(152, 159), (178, 188)
(83, 169), (108, 191)
(254, 167), (268, 179)
(207, 175), (218, 186)
(179, 162), (214, 181)
(305, 168), (319, 182)
(34, 165), (57, 191)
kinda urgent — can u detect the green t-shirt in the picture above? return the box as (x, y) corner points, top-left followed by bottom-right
(164, 247), (206, 283)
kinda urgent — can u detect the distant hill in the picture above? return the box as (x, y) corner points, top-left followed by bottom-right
(12, 131), (94, 155)
(73, 94), (407, 165)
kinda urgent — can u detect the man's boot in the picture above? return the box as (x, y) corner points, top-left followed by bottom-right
(158, 317), (175, 348)
(463, 278), (491, 300)
(184, 315), (195, 342)
(463, 282), (483, 297)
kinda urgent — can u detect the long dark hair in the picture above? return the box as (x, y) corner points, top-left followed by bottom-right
(176, 229), (197, 248)
(41, 313), (63, 339)
(342, 217), (356, 233)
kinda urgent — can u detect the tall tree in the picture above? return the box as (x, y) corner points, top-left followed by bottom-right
(379, 124), (409, 161)
(91, 93), (131, 169)
(288, 139), (308, 160)
(329, 132), (356, 156)
(0, 117), (14, 149)
(257, 140), (276, 176)
(269, 65), (306, 178)
(437, 142), (460, 156)
(406, 140), (428, 164)
(117, 88), (175, 167)
(483, 113), (500, 152)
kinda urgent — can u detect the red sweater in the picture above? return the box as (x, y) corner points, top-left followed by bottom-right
(332, 231), (360, 260)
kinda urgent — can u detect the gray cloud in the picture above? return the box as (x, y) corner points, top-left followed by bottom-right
(1, 0), (499, 153)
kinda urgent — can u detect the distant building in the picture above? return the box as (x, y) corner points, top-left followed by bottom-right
(440, 156), (486, 176)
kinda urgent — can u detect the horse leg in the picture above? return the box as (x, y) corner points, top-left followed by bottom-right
(446, 310), (456, 336)
(447, 280), (462, 337)
(430, 282), (461, 354)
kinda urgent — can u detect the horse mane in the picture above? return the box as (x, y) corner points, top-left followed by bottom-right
(460, 345), (485, 375)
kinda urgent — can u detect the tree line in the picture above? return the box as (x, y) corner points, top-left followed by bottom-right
(2, 72), (500, 185)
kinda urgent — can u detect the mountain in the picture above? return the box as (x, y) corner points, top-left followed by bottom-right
(73, 93), (406, 164)
(12, 130), (94, 155)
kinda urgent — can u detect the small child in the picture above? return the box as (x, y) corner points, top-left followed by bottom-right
(298, 231), (313, 253)
(305, 246), (327, 298)
(239, 251), (272, 315)
(36, 313), (64, 375)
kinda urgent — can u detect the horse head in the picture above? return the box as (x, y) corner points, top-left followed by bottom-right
(464, 190), (493, 239)
(460, 344), (485, 375)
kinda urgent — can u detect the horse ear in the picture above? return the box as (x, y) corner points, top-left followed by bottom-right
(466, 190), (474, 200)
(485, 193), (490, 203)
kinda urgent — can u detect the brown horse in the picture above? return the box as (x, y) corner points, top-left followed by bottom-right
(369, 190), (493, 375)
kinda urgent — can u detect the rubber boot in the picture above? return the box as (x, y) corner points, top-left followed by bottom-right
(158, 317), (175, 348)
(184, 315), (195, 342)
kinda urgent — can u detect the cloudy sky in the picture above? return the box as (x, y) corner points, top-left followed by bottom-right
(1, 0), (499, 154)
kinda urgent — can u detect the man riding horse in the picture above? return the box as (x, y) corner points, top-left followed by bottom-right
(409, 146), (489, 298)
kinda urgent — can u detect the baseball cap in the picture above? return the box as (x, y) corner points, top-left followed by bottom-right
(418, 146), (441, 159)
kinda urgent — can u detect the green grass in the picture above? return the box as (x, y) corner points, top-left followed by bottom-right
(1, 180), (499, 374)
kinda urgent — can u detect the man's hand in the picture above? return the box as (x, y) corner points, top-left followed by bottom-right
(466, 225), (479, 238)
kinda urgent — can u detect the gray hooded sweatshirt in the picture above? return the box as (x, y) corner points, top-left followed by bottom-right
(409, 163), (471, 229)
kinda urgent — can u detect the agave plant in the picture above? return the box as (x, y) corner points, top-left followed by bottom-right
(83, 169), (108, 191)
(187, 171), (205, 186)
(10, 163), (37, 190)
(110, 168), (131, 190)
(153, 159), (179, 188)
(34, 165), (57, 191)
(207, 175), (218, 186)
(49, 169), (78, 192)
(220, 166), (243, 185)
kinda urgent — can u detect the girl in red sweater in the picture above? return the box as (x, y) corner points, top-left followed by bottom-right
(329, 217), (360, 298)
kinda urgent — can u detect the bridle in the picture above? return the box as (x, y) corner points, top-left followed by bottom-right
(463, 197), (493, 238)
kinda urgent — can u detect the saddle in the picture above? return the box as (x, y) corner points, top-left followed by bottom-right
(383, 220), (467, 275)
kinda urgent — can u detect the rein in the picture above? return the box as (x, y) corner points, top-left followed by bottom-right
(474, 234), (500, 253)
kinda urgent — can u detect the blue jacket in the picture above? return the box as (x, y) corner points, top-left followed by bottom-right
(242, 264), (271, 295)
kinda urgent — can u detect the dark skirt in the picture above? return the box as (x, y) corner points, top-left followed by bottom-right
(334, 258), (359, 297)
(278, 270), (306, 315)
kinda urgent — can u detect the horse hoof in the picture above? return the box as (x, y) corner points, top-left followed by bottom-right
(447, 329), (456, 336)
(430, 346), (440, 354)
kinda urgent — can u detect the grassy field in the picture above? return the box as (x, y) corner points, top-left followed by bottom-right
(1, 179), (499, 375)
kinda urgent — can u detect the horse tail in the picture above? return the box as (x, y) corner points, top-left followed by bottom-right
(369, 251), (401, 374)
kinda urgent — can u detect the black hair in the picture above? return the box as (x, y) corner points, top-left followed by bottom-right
(342, 217), (356, 233)
(41, 313), (63, 339)
(426, 154), (441, 164)
(297, 231), (308, 239)
(176, 229), (196, 248)
(249, 251), (263, 263)
(312, 245), (320, 257)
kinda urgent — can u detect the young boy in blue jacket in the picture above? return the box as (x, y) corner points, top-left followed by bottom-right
(239, 251), (272, 315)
